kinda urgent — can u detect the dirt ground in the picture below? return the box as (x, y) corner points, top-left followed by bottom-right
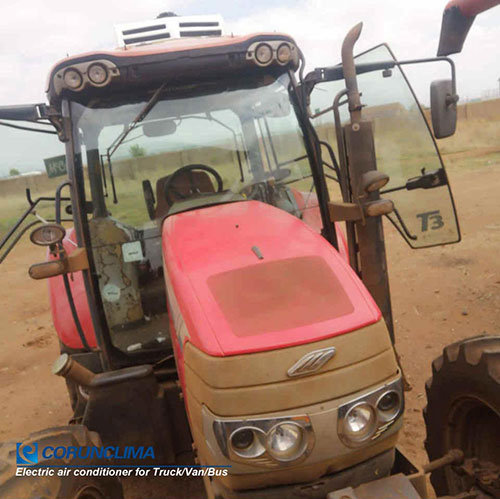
(1, 157), (499, 497)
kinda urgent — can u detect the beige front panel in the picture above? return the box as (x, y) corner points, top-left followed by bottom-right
(183, 320), (401, 490)
(184, 320), (393, 389)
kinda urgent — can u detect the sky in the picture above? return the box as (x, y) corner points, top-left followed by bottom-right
(0, 0), (498, 106)
(0, 0), (498, 175)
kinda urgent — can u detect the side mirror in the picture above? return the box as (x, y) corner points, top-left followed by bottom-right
(430, 79), (458, 139)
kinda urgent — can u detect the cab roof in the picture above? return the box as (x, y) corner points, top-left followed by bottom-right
(46, 33), (300, 107)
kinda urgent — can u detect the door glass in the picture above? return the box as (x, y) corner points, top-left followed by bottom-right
(310, 44), (460, 248)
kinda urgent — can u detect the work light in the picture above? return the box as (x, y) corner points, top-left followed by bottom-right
(30, 224), (66, 247)
(277, 43), (292, 64)
(254, 43), (273, 65)
(88, 63), (108, 85)
(63, 68), (83, 90)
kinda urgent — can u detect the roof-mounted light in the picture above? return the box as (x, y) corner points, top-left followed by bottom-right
(277, 43), (293, 64)
(63, 69), (83, 90)
(88, 63), (108, 85)
(246, 40), (299, 68)
(52, 59), (119, 95)
(255, 43), (273, 65)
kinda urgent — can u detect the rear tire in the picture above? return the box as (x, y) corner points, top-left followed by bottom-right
(424, 335), (500, 496)
(0, 425), (123, 499)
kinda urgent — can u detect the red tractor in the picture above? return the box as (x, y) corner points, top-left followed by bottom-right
(0, 3), (498, 499)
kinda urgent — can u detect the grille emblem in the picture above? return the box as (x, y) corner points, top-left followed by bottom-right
(287, 347), (336, 377)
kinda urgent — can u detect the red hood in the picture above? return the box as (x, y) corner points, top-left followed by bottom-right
(162, 201), (380, 356)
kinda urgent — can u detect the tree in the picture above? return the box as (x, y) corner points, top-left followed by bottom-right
(129, 144), (146, 158)
(9, 168), (20, 176)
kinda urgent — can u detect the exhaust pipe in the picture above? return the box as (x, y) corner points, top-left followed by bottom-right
(52, 353), (95, 387)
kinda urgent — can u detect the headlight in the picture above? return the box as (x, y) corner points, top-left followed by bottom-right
(212, 414), (314, 465)
(338, 377), (403, 447)
(266, 422), (305, 462)
(377, 390), (401, 420)
(343, 403), (376, 442)
(229, 427), (266, 459)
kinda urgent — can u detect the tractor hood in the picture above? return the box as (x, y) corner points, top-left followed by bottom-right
(162, 201), (380, 356)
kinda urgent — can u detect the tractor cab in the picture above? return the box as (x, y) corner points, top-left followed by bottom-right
(43, 31), (331, 359)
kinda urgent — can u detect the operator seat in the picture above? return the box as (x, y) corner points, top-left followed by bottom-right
(154, 170), (216, 219)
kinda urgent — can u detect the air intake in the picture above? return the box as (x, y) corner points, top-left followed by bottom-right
(115, 15), (225, 48)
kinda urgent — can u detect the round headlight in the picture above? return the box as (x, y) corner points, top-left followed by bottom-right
(277, 43), (292, 64)
(377, 390), (401, 419)
(231, 428), (254, 450)
(88, 63), (108, 85)
(254, 43), (273, 65)
(229, 427), (265, 458)
(266, 422), (304, 461)
(63, 68), (83, 90)
(30, 224), (66, 247)
(343, 403), (376, 442)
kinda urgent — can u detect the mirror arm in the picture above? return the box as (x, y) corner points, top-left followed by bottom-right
(395, 56), (457, 97)
(306, 57), (457, 98)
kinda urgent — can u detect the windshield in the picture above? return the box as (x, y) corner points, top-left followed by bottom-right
(71, 72), (320, 353)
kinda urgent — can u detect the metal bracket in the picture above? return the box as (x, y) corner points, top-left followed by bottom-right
(47, 108), (69, 142)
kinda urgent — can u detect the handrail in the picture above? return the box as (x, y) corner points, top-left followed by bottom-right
(0, 187), (71, 263)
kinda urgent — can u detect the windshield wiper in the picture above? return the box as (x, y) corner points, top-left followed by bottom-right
(107, 82), (167, 159)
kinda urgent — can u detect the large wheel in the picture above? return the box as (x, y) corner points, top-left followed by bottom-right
(424, 335), (500, 496)
(0, 425), (123, 499)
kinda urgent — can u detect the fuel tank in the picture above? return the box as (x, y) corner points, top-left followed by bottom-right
(162, 200), (381, 357)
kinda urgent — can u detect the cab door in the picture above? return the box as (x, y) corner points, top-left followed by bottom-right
(309, 43), (461, 248)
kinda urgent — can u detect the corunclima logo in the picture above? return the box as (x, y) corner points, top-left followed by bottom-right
(16, 443), (39, 465)
(15, 443), (155, 465)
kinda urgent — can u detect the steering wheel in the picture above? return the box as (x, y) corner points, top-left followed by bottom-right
(163, 164), (224, 206)
(261, 168), (291, 183)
